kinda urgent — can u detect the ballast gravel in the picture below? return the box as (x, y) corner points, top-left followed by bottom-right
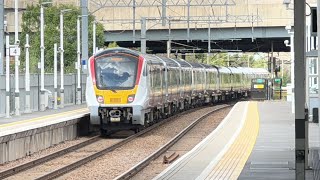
(58, 105), (227, 180)
(132, 107), (231, 180)
(0, 137), (90, 171)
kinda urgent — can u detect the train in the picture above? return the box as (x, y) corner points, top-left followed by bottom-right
(86, 47), (269, 135)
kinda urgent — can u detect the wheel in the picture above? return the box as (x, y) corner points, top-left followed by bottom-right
(135, 127), (142, 134)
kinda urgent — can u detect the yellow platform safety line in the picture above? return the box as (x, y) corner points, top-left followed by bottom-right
(0, 108), (89, 128)
(205, 101), (260, 180)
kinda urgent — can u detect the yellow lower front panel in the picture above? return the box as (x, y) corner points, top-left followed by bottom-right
(94, 85), (138, 104)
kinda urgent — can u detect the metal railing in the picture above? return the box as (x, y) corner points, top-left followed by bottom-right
(0, 73), (87, 117)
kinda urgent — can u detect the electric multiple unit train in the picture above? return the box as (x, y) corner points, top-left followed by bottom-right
(86, 47), (269, 134)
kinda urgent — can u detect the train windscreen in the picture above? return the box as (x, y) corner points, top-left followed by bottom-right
(95, 54), (138, 90)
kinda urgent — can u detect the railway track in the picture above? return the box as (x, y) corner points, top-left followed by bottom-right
(114, 104), (230, 180)
(0, 104), (221, 180)
(0, 135), (101, 179)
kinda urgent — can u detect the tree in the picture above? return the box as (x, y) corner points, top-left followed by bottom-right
(19, 3), (105, 73)
(107, 42), (119, 48)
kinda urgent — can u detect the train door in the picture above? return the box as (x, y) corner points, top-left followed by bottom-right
(181, 69), (186, 98)
(162, 65), (167, 104)
(148, 63), (154, 107)
(159, 65), (164, 105)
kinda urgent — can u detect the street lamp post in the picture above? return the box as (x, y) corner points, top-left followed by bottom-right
(141, 17), (146, 54)
(207, 19), (211, 65)
(60, 9), (72, 108)
(285, 25), (294, 113)
(25, 34), (31, 113)
(5, 35), (10, 118)
(54, 43), (58, 109)
(14, 0), (20, 116)
(0, 0), (4, 75)
(93, 19), (96, 54)
(40, 1), (53, 111)
(77, 17), (81, 104)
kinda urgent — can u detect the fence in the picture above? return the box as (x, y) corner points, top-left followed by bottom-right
(0, 73), (87, 117)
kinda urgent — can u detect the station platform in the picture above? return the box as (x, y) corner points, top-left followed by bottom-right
(0, 104), (88, 131)
(155, 101), (320, 180)
(0, 104), (89, 164)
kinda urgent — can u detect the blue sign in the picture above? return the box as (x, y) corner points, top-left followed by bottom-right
(82, 59), (87, 65)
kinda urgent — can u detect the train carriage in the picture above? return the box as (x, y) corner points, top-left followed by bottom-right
(86, 47), (269, 135)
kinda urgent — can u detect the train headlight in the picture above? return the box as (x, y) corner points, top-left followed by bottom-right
(97, 95), (104, 104)
(127, 95), (135, 103)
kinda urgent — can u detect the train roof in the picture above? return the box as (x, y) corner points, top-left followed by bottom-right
(228, 67), (243, 74)
(94, 48), (269, 76)
(217, 66), (232, 74)
(200, 63), (214, 69)
(173, 59), (192, 68)
(157, 56), (180, 67)
(189, 62), (205, 68)
(95, 47), (140, 58)
(253, 68), (269, 74)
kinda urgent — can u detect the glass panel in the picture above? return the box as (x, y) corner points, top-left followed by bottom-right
(309, 76), (318, 94)
(95, 54), (138, 90)
(309, 58), (318, 75)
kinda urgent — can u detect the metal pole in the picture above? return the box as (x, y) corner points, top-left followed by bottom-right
(0, 0), (4, 75)
(60, 12), (65, 108)
(5, 35), (10, 118)
(187, 0), (190, 42)
(133, 0), (136, 43)
(207, 20), (211, 65)
(167, 41), (171, 58)
(294, 0), (307, 179)
(77, 18), (81, 105)
(40, 4), (45, 111)
(141, 17), (146, 54)
(162, 0), (166, 26)
(167, 18), (171, 58)
(270, 42), (274, 100)
(317, 0), (320, 147)
(93, 20), (96, 54)
(281, 58), (284, 79)
(54, 43), (58, 109)
(306, 15), (311, 52)
(25, 34), (31, 113)
(14, 0), (20, 116)
(290, 32), (295, 113)
(271, 42), (274, 78)
(81, 0), (89, 73)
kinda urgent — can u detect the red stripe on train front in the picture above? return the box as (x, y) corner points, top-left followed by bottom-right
(135, 55), (144, 85)
(89, 56), (96, 85)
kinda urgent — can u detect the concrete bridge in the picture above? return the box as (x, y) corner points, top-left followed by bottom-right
(3, 0), (317, 52)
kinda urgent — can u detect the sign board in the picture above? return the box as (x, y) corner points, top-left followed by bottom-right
(256, 79), (265, 83)
(254, 84), (265, 89)
(9, 47), (21, 57)
(251, 78), (268, 100)
(274, 78), (282, 83)
(82, 59), (87, 65)
(82, 59), (87, 70)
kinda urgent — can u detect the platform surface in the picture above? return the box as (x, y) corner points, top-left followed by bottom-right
(0, 104), (89, 136)
(155, 101), (252, 180)
(155, 101), (319, 180)
(239, 101), (317, 180)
